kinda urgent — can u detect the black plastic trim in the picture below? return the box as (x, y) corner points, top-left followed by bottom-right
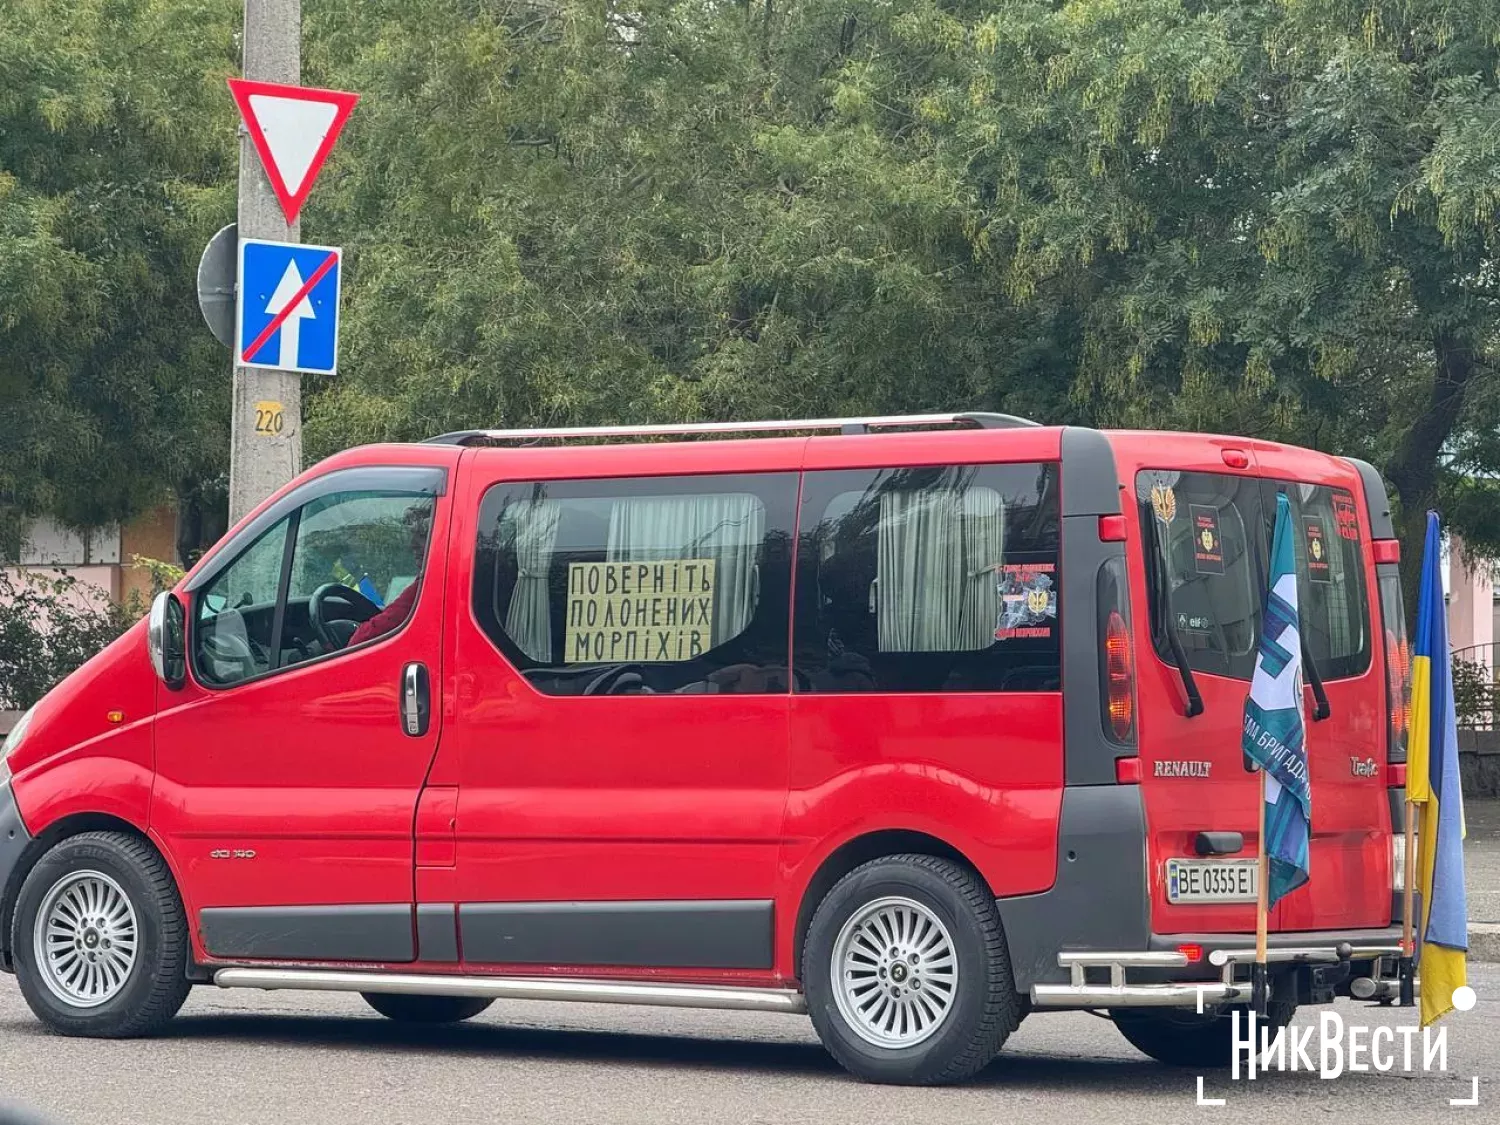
(1059, 427), (1129, 785)
(1194, 831), (1244, 856)
(199, 905), (416, 962)
(1060, 427), (1123, 518)
(1146, 926), (1403, 954)
(1344, 457), (1396, 540)
(0, 782), (35, 972)
(459, 900), (775, 969)
(416, 903), (459, 963)
(185, 465), (449, 594)
(995, 785), (1150, 989)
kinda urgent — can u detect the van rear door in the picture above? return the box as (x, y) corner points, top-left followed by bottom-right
(1130, 448), (1392, 936)
(1251, 456), (1393, 932)
(1132, 459), (1270, 936)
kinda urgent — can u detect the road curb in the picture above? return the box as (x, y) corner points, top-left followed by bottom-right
(1470, 922), (1500, 963)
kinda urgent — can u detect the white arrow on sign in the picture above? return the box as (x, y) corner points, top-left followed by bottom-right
(266, 260), (316, 369)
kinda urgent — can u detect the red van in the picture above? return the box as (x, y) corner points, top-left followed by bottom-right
(0, 414), (1411, 1084)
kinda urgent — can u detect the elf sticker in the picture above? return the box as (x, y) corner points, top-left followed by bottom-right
(1305, 516), (1332, 583)
(1332, 492), (1360, 541)
(995, 562), (1057, 640)
(1189, 505), (1225, 575)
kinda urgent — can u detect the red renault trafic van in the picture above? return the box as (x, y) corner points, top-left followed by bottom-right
(0, 414), (1411, 1085)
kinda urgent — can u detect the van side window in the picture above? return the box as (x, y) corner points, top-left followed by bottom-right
(1137, 470), (1262, 681)
(794, 463), (1061, 693)
(192, 489), (435, 687)
(473, 473), (798, 695)
(194, 518), (291, 685)
(1273, 483), (1370, 680)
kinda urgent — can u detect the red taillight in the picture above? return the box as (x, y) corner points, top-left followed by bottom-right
(1098, 514), (1127, 542)
(1373, 539), (1400, 564)
(1115, 756), (1142, 784)
(1105, 609), (1135, 742)
(1385, 626), (1411, 756)
(1389, 762), (1407, 788)
(1177, 943), (1204, 963)
(1221, 449), (1250, 469)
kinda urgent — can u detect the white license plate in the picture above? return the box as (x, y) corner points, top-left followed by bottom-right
(1166, 858), (1258, 904)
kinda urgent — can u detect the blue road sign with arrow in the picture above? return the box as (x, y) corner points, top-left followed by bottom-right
(236, 238), (342, 375)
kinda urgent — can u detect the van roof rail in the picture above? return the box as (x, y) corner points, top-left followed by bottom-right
(422, 411), (1041, 446)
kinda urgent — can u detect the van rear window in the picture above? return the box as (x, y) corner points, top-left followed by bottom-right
(1136, 471), (1370, 682)
(1138, 471), (1263, 681)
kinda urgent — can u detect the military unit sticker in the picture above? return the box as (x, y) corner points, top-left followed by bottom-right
(1150, 482), (1177, 525)
(1305, 516), (1332, 582)
(994, 562), (1058, 640)
(1190, 504), (1225, 574)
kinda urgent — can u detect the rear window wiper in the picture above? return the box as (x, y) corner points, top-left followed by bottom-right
(1143, 508), (1205, 718)
(1302, 638), (1332, 720)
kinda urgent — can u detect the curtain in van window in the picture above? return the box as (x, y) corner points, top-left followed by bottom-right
(606, 493), (764, 644)
(501, 497), (562, 662)
(876, 485), (1003, 652)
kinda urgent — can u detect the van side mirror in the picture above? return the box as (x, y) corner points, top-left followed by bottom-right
(148, 591), (187, 690)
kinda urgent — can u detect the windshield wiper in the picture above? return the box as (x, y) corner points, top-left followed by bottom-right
(1301, 638), (1331, 720)
(1143, 509), (1205, 718)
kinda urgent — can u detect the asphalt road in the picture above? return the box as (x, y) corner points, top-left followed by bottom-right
(0, 967), (1495, 1125)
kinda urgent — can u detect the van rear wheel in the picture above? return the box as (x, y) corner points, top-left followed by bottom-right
(1112, 1002), (1296, 1067)
(10, 832), (192, 1037)
(802, 854), (1022, 1085)
(361, 993), (494, 1024)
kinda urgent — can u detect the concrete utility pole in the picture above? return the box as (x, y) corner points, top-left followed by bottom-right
(228, 0), (301, 525)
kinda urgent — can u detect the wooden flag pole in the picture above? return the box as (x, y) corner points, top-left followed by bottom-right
(1399, 796), (1418, 1006)
(1253, 768), (1270, 1019)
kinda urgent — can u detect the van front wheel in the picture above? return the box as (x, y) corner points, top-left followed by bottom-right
(11, 831), (192, 1037)
(802, 854), (1022, 1085)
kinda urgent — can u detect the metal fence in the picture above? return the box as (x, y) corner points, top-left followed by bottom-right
(1452, 643), (1500, 731)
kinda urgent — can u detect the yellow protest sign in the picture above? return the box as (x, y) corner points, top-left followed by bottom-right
(565, 559), (716, 663)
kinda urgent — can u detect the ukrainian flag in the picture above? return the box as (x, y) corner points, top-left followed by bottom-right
(1409, 511), (1468, 1026)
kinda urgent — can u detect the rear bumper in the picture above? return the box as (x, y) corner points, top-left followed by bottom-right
(1030, 929), (1406, 1010)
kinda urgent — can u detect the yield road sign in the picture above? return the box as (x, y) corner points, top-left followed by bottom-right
(236, 238), (342, 375)
(227, 78), (359, 223)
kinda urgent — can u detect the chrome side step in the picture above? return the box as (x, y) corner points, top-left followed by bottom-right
(213, 968), (808, 1015)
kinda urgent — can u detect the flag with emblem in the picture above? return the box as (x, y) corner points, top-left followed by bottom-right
(1242, 492), (1312, 907)
(1409, 511), (1468, 1026)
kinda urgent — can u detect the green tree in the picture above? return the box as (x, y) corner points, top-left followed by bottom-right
(0, 0), (239, 560)
(933, 0), (1500, 597)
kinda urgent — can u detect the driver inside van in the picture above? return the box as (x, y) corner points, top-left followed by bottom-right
(348, 502), (432, 647)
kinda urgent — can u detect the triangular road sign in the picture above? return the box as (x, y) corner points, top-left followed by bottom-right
(228, 78), (359, 223)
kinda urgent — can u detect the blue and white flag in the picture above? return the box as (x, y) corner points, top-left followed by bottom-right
(1242, 492), (1312, 907)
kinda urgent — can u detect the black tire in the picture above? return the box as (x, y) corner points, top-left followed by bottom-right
(361, 993), (494, 1024)
(1112, 1001), (1297, 1067)
(10, 832), (192, 1037)
(802, 854), (1023, 1085)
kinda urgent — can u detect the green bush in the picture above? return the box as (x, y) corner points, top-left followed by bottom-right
(1451, 654), (1497, 731)
(0, 570), (138, 710)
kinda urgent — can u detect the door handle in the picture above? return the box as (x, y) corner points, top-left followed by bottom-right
(401, 662), (431, 737)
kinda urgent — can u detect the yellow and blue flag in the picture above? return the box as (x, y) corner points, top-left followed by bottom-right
(1243, 493), (1312, 906)
(1409, 511), (1468, 1026)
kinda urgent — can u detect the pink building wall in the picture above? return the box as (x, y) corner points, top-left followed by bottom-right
(1448, 534), (1494, 670)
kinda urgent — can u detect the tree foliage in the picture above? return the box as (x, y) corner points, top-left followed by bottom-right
(0, 0), (238, 554)
(5, 0), (1500, 602)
